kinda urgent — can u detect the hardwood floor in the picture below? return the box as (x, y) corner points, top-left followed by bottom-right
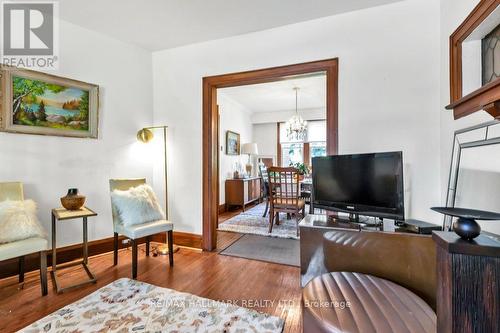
(0, 231), (302, 333)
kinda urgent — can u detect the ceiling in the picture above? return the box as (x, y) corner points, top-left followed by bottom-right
(59, 0), (403, 51)
(218, 73), (326, 113)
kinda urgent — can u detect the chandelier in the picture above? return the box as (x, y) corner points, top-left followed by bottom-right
(286, 87), (307, 141)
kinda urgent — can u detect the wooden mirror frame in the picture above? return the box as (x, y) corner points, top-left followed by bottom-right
(446, 0), (500, 119)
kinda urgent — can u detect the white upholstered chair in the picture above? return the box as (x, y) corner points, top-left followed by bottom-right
(109, 178), (173, 279)
(0, 182), (48, 295)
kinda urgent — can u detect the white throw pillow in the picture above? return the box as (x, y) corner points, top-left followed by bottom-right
(111, 184), (165, 226)
(0, 200), (46, 244)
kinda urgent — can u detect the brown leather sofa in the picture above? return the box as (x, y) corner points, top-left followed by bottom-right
(302, 229), (437, 333)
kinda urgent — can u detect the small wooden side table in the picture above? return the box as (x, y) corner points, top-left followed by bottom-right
(433, 231), (500, 333)
(51, 207), (98, 293)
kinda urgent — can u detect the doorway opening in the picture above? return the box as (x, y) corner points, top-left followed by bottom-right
(203, 59), (338, 251)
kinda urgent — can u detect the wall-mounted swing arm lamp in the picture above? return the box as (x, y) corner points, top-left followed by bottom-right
(136, 126), (179, 255)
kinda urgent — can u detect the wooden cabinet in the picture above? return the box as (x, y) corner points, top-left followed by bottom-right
(433, 231), (500, 333)
(225, 177), (261, 211)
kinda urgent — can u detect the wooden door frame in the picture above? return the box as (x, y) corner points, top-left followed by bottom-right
(203, 58), (339, 251)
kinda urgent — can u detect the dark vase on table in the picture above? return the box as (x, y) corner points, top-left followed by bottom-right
(61, 188), (86, 211)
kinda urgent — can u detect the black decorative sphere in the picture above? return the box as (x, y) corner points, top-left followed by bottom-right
(453, 217), (481, 240)
(431, 207), (500, 241)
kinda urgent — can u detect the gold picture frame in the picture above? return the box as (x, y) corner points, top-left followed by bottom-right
(226, 130), (240, 155)
(0, 66), (99, 138)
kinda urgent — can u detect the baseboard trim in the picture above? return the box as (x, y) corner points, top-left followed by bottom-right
(0, 231), (202, 280)
(172, 231), (203, 249)
(219, 204), (226, 214)
(149, 231), (202, 249)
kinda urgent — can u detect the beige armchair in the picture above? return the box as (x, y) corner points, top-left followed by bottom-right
(109, 179), (173, 279)
(0, 182), (48, 295)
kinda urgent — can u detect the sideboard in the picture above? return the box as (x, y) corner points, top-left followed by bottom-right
(225, 177), (261, 211)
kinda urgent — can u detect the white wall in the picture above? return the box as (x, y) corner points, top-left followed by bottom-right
(440, 0), (500, 234)
(253, 123), (277, 161)
(0, 21), (153, 247)
(152, 0), (442, 234)
(217, 93), (253, 204)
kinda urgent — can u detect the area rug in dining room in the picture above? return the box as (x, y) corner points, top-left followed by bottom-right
(218, 203), (300, 239)
(20, 278), (284, 333)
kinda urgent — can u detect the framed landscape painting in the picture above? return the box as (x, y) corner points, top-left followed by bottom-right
(0, 67), (99, 138)
(226, 130), (240, 155)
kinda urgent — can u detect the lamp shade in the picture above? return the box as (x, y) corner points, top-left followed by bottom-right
(241, 143), (259, 155)
(137, 128), (154, 143)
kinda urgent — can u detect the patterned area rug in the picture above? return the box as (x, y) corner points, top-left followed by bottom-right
(20, 278), (284, 333)
(218, 203), (300, 240)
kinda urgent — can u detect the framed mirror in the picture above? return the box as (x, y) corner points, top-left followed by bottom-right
(445, 120), (500, 235)
(461, 6), (500, 96)
(447, 0), (500, 120)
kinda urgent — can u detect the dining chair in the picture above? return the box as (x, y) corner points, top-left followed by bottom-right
(300, 179), (314, 214)
(0, 182), (48, 295)
(109, 178), (173, 279)
(267, 167), (306, 236)
(258, 163), (270, 217)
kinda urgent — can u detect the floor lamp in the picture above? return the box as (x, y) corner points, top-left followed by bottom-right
(136, 126), (179, 254)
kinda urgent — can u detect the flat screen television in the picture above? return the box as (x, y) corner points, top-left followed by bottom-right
(312, 151), (404, 220)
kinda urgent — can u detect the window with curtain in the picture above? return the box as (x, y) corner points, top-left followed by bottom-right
(309, 141), (327, 165)
(279, 119), (327, 167)
(281, 143), (304, 166)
